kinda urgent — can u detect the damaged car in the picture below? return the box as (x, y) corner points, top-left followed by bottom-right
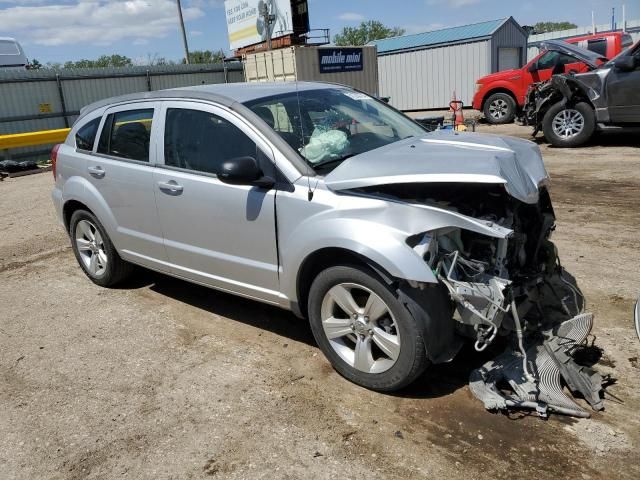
(523, 39), (640, 147)
(52, 82), (604, 417)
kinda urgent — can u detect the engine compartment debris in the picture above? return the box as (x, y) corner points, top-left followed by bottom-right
(366, 181), (607, 417)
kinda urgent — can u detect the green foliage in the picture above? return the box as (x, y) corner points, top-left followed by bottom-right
(533, 21), (578, 33)
(183, 49), (226, 64)
(62, 54), (133, 69)
(334, 20), (405, 46)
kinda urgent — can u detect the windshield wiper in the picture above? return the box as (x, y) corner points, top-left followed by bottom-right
(311, 153), (356, 169)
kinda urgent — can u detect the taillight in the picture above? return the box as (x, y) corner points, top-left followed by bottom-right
(51, 144), (61, 180)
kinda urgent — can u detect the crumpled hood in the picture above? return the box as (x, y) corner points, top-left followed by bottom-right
(324, 131), (550, 204)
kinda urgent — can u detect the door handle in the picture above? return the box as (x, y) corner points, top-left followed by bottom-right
(87, 165), (105, 178)
(157, 180), (184, 195)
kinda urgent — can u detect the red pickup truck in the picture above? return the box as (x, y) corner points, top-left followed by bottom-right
(473, 31), (634, 124)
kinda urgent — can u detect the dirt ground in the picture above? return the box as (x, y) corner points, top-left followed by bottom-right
(1, 123), (639, 480)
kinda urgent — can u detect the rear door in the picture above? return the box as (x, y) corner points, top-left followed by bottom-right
(87, 102), (168, 269)
(153, 101), (280, 303)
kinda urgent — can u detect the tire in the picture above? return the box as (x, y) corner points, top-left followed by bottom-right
(542, 101), (595, 148)
(307, 265), (429, 392)
(69, 209), (133, 287)
(483, 92), (516, 124)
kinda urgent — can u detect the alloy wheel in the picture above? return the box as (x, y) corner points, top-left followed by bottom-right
(320, 283), (401, 374)
(489, 98), (509, 120)
(75, 219), (108, 277)
(552, 109), (585, 139)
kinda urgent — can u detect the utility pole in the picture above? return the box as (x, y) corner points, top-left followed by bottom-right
(259, 2), (276, 51)
(176, 0), (190, 64)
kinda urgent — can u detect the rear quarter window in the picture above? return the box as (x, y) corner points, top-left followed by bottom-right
(75, 118), (101, 151)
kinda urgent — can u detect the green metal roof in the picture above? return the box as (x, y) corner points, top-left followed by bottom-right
(370, 18), (509, 54)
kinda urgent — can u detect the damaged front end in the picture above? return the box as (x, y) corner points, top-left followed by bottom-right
(381, 182), (605, 418)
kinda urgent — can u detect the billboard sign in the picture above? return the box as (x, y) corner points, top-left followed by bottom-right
(225, 0), (293, 51)
(318, 48), (364, 74)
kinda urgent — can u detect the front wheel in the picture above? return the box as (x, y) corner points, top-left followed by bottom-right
(483, 93), (516, 124)
(542, 102), (595, 147)
(307, 265), (429, 391)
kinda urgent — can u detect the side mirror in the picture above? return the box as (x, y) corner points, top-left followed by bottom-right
(614, 56), (636, 71)
(218, 156), (275, 188)
(527, 62), (538, 73)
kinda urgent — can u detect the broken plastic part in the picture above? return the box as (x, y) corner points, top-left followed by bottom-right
(469, 313), (604, 418)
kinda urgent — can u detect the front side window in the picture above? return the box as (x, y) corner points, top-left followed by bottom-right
(244, 88), (425, 172)
(75, 117), (100, 151)
(587, 39), (607, 57)
(164, 108), (257, 175)
(97, 108), (153, 162)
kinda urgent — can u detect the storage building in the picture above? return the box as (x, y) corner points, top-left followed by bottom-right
(243, 45), (379, 96)
(370, 17), (528, 111)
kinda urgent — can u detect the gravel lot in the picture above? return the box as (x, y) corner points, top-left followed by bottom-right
(1, 123), (639, 480)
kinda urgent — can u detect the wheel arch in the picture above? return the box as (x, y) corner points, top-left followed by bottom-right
(481, 87), (518, 111)
(294, 247), (395, 319)
(63, 199), (93, 232)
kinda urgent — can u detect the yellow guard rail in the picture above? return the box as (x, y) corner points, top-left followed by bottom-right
(0, 128), (71, 150)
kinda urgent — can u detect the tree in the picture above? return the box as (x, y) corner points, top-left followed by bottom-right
(62, 54), (133, 69)
(533, 21), (578, 33)
(334, 20), (405, 46)
(183, 49), (226, 64)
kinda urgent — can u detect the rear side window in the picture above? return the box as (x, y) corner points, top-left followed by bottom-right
(75, 118), (100, 151)
(164, 108), (257, 175)
(97, 109), (153, 162)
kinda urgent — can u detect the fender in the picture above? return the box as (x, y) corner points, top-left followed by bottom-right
(482, 83), (520, 107)
(278, 196), (512, 304)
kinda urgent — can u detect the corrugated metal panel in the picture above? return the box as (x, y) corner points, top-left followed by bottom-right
(528, 19), (640, 43)
(378, 40), (491, 110)
(243, 46), (379, 96)
(526, 20), (640, 61)
(0, 63), (243, 159)
(370, 18), (506, 54)
(490, 18), (528, 72)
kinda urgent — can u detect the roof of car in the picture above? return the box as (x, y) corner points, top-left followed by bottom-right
(78, 81), (342, 117)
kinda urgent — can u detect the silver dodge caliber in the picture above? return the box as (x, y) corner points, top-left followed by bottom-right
(52, 82), (602, 415)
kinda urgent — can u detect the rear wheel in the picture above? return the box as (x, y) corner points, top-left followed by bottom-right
(308, 265), (429, 391)
(542, 102), (595, 147)
(69, 210), (133, 287)
(483, 92), (516, 124)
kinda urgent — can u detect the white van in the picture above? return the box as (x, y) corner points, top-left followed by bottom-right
(0, 37), (28, 70)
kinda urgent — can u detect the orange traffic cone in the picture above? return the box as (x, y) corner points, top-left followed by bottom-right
(450, 91), (465, 131)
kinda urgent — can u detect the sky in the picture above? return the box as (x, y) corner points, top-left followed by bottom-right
(0, 0), (637, 64)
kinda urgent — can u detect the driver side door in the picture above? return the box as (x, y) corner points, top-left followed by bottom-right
(606, 47), (640, 123)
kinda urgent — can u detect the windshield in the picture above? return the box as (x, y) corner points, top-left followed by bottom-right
(244, 88), (425, 172)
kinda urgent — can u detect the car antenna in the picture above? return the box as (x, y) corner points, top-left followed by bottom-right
(293, 79), (316, 201)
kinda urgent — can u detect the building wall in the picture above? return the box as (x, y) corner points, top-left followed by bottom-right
(377, 40), (491, 111)
(0, 63), (244, 159)
(490, 18), (528, 72)
(526, 19), (640, 61)
(243, 46), (379, 96)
